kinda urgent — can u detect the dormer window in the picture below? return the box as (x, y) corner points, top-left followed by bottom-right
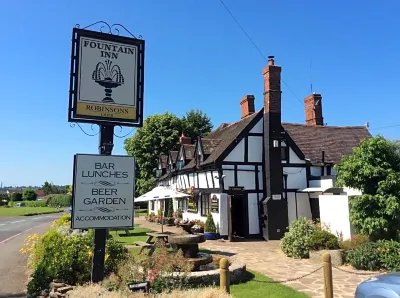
(176, 160), (184, 170)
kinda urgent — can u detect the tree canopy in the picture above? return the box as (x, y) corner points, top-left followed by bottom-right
(124, 109), (213, 196)
(41, 181), (68, 195)
(22, 188), (38, 201)
(335, 135), (400, 240)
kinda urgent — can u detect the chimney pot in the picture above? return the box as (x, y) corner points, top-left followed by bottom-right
(240, 95), (255, 118)
(268, 55), (275, 66)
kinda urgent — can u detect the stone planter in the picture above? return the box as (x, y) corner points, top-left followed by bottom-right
(309, 249), (344, 266)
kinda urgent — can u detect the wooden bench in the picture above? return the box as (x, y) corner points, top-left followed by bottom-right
(135, 241), (154, 255)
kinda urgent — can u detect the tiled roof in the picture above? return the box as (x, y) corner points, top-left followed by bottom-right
(202, 139), (223, 155)
(159, 154), (168, 168)
(35, 190), (45, 197)
(202, 111), (261, 166)
(282, 123), (371, 165)
(169, 151), (178, 164)
(183, 144), (196, 159)
(183, 110), (261, 169)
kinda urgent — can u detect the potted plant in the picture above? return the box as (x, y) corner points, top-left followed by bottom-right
(204, 213), (219, 240)
(166, 198), (174, 226)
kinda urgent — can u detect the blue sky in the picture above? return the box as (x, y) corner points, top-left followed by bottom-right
(2, 0), (400, 187)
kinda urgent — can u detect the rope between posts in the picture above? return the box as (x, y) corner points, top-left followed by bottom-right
(253, 266), (323, 284)
(332, 265), (380, 276)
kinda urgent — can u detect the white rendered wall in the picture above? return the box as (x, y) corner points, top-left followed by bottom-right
(319, 194), (352, 240)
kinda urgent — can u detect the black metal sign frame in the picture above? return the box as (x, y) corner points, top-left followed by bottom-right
(68, 23), (145, 127)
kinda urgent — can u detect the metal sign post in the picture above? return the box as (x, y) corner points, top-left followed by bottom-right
(92, 124), (114, 282)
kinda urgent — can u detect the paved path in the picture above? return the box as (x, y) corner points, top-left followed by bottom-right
(138, 219), (377, 298)
(0, 213), (64, 298)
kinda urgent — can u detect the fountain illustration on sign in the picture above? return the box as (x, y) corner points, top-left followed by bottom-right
(92, 59), (124, 103)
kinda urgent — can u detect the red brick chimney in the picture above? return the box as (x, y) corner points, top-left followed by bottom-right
(304, 93), (324, 126)
(263, 56), (282, 114)
(179, 133), (191, 144)
(262, 56), (288, 240)
(240, 95), (255, 118)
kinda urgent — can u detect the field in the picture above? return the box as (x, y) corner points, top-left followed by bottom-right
(0, 206), (63, 216)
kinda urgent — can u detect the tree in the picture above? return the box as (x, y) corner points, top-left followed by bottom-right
(10, 192), (23, 202)
(182, 109), (213, 142)
(124, 110), (213, 196)
(22, 188), (38, 201)
(335, 135), (400, 240)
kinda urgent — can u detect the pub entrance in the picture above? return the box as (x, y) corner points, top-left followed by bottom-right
(230, 193), (248, 238)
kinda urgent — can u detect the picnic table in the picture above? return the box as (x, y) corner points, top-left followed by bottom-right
(135, 231), (176, 255)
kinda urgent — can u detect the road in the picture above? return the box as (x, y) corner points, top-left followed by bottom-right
(0, 213), (64, 297)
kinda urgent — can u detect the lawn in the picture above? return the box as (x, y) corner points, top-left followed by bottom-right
(230, 270), (309, 298)
(0, 206), (63, 217)
(135, 208), (148, 217)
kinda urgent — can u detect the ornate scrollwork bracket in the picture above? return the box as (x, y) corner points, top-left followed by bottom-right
(113, 126), (136, 138)
(75, 21), (143, 39)
(70, 122), (100, 137)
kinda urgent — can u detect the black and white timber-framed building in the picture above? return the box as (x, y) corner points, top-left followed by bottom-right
(153, 57), (371, 240)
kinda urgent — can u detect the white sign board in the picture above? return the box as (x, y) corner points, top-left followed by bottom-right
(68, 28), (145, 127)
(72, 154), (135, 229)
(272, 194), (282, 200)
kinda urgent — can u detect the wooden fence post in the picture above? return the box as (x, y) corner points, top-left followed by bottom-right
(322, 253), (333, 298)
(220, 257), (230, 293)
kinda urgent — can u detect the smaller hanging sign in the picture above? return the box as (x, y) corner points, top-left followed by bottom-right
(211, 195), (219, 213)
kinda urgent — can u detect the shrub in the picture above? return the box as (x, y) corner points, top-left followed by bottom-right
(10, 192), (23, 202)
(118, 248), (191, 294)
(340, 234), (370, 251)
(346, 242), (381, 271)
(281, 218), (316, 258)
(46, 194), (71, 207)
(166, 198), (173, 218)
(53, 214), (72, 227)
(204, 213), (217, 233)
(24, 219), (127, 296)
(377, 240), (400, 271)
(309, 229), (340, 250)
(9, 200), (47, 207)
(22, 188), (38, 201)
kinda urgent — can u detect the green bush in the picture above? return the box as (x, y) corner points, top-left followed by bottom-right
(46, 194), (71, 207)
(53, 214), (72, 227)
(340, 234), (369, 251)
(10, 192), (23, 202)
(204, 213), (217, 233)
(377, 240), (400, 271)
(9, 200), (47, 207)
(22, 189), (38, 201)
(346, 242), (381, 271)
(26, 221), (127, 296)
(309, 229), (340, 250)
(281, 218), (316, 258)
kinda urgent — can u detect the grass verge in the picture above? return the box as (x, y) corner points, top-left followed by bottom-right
(231, 270), (309, 298)
(0, 207), (63, 217)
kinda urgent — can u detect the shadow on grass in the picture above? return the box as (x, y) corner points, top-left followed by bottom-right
(117, 231), (149, 237)
(0, 293), (27, 298)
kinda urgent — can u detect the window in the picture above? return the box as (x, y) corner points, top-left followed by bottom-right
(178, 199), (186, 211)
(201, 193), (211, 216)
(281, 146), (288, 160)
(150, 200), (155, 210)
(176, 160), (184, 170)
(155, 169), (162, 178)
(326, 165), (332, 176)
